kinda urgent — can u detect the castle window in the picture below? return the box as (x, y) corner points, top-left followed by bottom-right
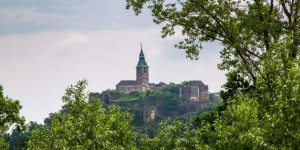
(144, 69), (147, 73)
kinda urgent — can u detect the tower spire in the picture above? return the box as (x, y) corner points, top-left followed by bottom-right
(136, 43), (149, 87)
(137, 44), (148, 67)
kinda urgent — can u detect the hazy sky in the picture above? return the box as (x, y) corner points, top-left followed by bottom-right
(0, 0), (226, 123)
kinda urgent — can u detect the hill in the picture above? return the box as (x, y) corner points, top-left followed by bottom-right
(89, 84), (222, 136)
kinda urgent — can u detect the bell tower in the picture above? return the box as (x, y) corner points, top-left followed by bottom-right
(136, 45), (149, 86)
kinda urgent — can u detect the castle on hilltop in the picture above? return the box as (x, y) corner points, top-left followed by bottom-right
(116, 46), (166, 93)
(115, 45), (209, 109)
(93, 45), (212, 124)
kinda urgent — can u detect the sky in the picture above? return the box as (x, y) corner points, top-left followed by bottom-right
(0, 0), (226, 124)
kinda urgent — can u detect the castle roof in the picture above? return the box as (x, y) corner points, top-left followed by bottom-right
(116, 80), (138, 86)
(189, 80), (205, 85)
(137, 47), (148, 68)
(183, 80), (206, 87)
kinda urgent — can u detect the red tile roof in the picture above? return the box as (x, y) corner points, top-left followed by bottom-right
(116, 80), (137, 86)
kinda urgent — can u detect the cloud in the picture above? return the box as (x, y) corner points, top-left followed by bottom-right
(0, 1), (156, 35)
(0, 7), (71, 25)
(57, 32), (89, 49)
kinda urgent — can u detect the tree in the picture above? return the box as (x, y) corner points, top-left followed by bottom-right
(126, 1), (300, 148)
(139, 35), (300, 149)
(8, 121), (43, 149)
(162, 83), (179, 94)
(254, 37), (300, 148)
(29, 80), (137, 149)
(197, 37), (300, 149)
(147, 90), (179, 116)
(140, 121), (198, 150)
(126, 0), (299, 84)
(0, 85), (25, 149)
(219, 71), (254, 110)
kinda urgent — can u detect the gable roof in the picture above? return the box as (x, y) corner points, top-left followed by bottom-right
(189, 80), (204, 85)
(182, 80), (206, 87)
(116, 80), (137, 86)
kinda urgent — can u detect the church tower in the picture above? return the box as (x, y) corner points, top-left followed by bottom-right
(136, 46), (149, 88)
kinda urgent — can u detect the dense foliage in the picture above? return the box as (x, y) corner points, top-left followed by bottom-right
(28, 80), (137, 149)
(0, 85), (25, 149)
(126, 0), (300, 149)
(115, 83), (218, 139)
(126, 0), (299, 84)
(139, 44), (300, 149)
(8, 121), (43, 149)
